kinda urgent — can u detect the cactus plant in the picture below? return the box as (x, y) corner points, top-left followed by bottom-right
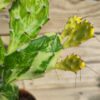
(0, 0), (94, 100)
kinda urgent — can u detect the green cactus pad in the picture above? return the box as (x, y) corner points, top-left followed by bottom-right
(8, 0), (49, 53)
(4, 33), (62, 82)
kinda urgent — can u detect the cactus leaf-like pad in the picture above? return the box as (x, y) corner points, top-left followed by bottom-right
(4, 33), (62, 82)
(8, 0), (49, 53)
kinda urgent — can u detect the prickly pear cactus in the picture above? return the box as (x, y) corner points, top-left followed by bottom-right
(8, 0), (49, 53)
(0, 0), (11, 11)
(61, 16), (94, 48)
(0, 0), (95, 99)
